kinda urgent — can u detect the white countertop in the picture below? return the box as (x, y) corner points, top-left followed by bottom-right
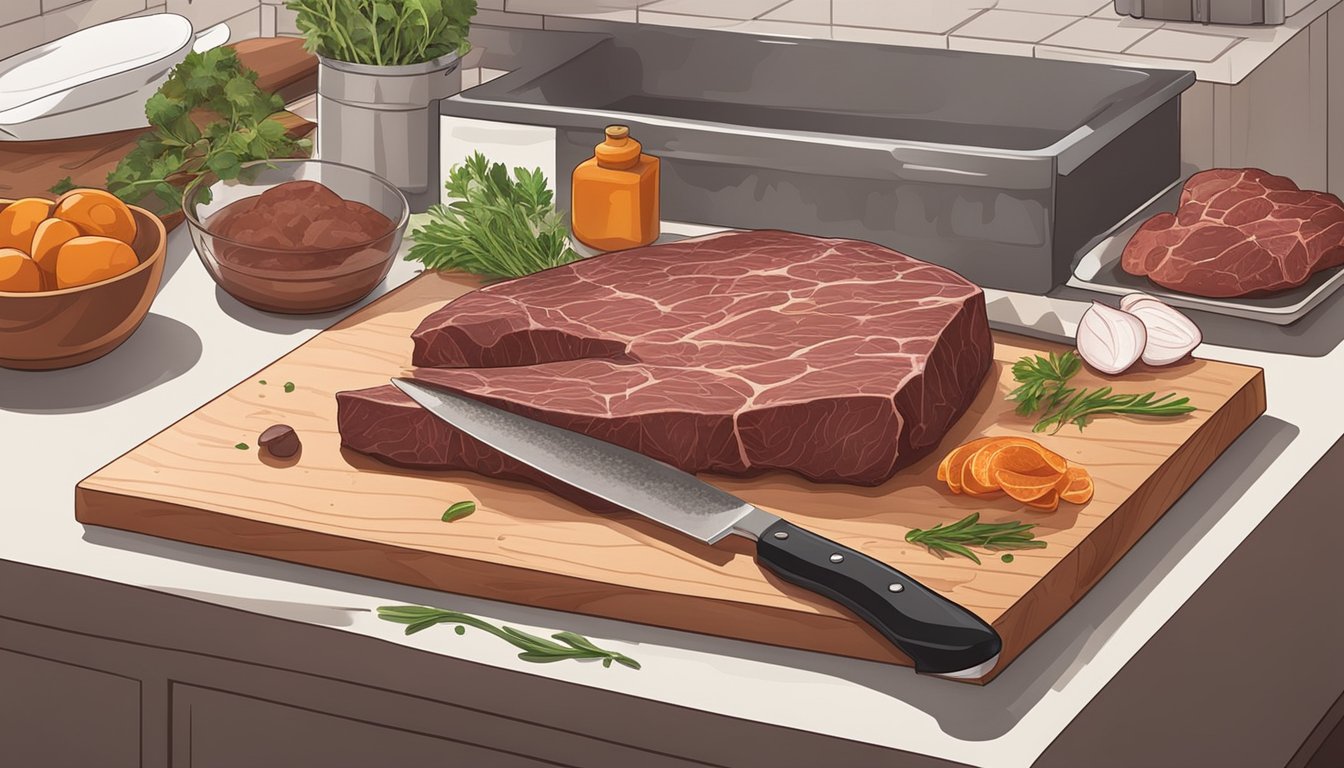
(4, 117), (1342, 768)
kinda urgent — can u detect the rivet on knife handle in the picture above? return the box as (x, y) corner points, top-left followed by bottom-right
(755, 518), (1001, 676)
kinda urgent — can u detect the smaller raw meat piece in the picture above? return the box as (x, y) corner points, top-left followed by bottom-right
(1121, 168), (1344, 297)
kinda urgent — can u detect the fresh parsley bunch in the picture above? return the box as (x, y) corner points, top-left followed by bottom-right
(288, 0), (476, 66)
(408, 152), (580, 279)
(104, 47), (312, 215)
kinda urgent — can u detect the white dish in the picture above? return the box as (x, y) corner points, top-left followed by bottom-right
(0, 15), (231, 142)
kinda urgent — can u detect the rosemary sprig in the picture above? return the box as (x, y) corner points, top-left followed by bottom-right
(377, 605), (641, 669)
(905, 513), (1047, 565)
(1007, 350), (1195, 433)
(1033, 387), (1194, 434)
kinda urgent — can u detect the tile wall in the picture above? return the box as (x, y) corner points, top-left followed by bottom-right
(0, 0), (260, 60)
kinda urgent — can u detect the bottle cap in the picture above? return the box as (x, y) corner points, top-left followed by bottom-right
(595, 124), (640, 167)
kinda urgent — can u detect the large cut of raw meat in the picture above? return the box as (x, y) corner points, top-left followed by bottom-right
(338, 230), (993, 487)
(1122, 168), (1344, 297)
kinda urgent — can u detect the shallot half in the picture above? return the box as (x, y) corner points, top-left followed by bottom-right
(1120, 293), (1202, 367)
(1076, 301), (1147, 375)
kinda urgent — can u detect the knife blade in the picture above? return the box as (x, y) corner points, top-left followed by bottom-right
(391, 378), (1001, 677)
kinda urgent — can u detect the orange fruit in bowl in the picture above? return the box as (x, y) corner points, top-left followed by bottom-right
(0, 198), (54, 251)
(55, 236), (138, 289)
(53, 188), (137, 244)
(0, 248), (42, 292)
(30, 217), (81, 279)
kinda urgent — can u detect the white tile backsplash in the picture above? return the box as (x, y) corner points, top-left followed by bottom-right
(642, 0), (784, 18)
(833, 0), (990, 34)
(167, 0), (256, 28)
(1039, 15), (1157, 51)
(951, 8), (1078, 42)
(6, 1), (41, 26)
(762, 0), (829, 23)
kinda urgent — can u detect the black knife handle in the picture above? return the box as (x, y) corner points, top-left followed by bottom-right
(755, 518), (1001, 675)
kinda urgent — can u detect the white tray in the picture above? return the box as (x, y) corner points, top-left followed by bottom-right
(1067, 177), (1344, 326)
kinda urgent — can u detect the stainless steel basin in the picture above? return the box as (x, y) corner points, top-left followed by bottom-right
(447, 23), (1193, 292)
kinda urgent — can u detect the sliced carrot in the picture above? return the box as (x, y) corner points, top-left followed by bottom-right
(938, 437), (996, 493)
(1026, 489), (1061, 512)
(1059, 467), (1095, 505)
(969, 438), (1066, 489)
(989, 444), (1063, 477)
(993, 467), (1063, 503)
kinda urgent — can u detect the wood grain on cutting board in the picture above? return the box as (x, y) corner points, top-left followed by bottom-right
(75, 271), (1265, 682)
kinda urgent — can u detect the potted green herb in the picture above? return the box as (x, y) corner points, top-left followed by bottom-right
(287, 0), (476, 212)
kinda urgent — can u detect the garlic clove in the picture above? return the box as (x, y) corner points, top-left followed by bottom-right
(1076, 301), (1147, 375)
(1121, 295), (1201, 366)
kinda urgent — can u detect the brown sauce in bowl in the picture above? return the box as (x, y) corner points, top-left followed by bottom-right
(202, 180), (399, 313)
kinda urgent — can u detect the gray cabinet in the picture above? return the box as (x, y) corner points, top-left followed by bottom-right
(0, 648), (141, 768)
(170, 685), (555, 768)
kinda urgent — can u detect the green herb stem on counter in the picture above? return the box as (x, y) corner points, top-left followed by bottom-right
(376, 605), (641, 669)
(1008, 350), (1195, 434)
(102, 47), (311, 216)
(407, 152), (580, 279)
(906, 513), (1046, 565)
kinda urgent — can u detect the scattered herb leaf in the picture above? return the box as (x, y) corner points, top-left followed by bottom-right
(377, 605), (640, 669)
(105, 47), (311, 215)
(1001, 554), (1015, 564)
(454, 625), (466, 635)
(234, 443), (249, 450)
(442, 500), (476, 522)
(283, 381), (295, 393)
(259, 379), (267, 385)
(49, 177), (76, 195)
(1008, 351), (1195, 434)
(407, 152), (581, 279)
(288, 0), (475, 66)
(906, 513), (1046, 565)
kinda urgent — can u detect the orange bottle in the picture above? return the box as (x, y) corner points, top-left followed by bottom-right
(571, 125), (660, 251)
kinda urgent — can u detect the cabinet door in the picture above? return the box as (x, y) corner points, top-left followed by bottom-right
(171, 684), (559, 768)
(0, 648), (141, 768)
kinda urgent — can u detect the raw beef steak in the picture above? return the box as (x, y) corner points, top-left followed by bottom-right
(339, 230), (993, 486)
(1122, 168), (1344, 297)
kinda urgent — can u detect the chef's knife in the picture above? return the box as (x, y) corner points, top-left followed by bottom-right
(391, 378), (1001, 678)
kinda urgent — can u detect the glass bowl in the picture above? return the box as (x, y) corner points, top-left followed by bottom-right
(182, 159), (409, 314)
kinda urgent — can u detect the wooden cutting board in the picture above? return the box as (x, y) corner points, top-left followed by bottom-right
(75, 271), (1265, 682)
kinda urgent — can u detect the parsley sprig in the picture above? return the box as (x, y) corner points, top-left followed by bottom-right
(1007, 351), (1195, 433)
(407, 152), (580, 278)
(105, 47), (311, 215)
(905, 513), (1046, 565)
(377, 605), (640, 669)
(288, 0), (475, 66)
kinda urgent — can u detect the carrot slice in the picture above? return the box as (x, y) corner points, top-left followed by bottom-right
(993, 467), (1063, 503)
(1059, 467), (1095, 505)
(1027, 489), (1061, 512)
(938, 437), (997, 493)
(990, 444), (1061, 477)
(969, 438), (1067, 489)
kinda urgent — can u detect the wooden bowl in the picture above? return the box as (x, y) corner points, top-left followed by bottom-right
(0, 205), (166, 370)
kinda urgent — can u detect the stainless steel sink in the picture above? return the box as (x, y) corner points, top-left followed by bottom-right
(447, 23), (1193, 293)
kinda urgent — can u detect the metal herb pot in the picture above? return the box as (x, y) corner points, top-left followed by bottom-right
(316, 54), (461, 213)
